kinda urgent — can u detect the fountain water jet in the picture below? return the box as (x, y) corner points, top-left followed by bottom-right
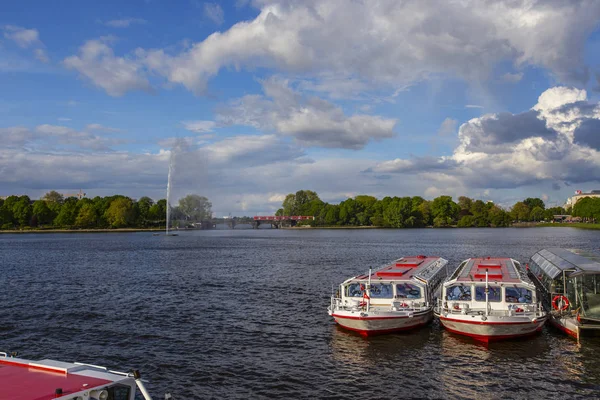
(164, 147), (178, 236)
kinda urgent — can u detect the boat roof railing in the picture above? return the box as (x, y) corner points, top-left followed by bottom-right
(530, 248), (600, 279)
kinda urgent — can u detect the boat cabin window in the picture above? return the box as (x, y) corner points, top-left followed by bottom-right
(346, 283), (364, 297)
(505, 287), (532, 303)
(475, 286), (501, 302)
(370, 283), (394, 298)
(107, 384), (131, 400)
(445, 285), (471, 301)
(396, 283), (422, 299)
(577, 274), (600, 319)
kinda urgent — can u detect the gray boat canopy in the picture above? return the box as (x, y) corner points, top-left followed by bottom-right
(531, 248), (600, 279)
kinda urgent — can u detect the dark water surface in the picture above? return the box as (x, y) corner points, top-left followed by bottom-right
(2, 228), (600, 399)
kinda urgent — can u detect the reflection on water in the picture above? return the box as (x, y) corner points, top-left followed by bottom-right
(0, 228), (599, 398)
(329, 324), (431, 369)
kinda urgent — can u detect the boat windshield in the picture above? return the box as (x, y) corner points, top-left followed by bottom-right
(346, 283), (364, 297)
(475, 286), (501, 302)
(445, 285), (471, 301)
(396, 283), (422, 299)
(370, 283), (393, 298)
(577, 273), (600, 319)
(505, 287), (532, 303)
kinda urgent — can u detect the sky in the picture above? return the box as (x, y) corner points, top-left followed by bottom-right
(2, 0), (600, 216)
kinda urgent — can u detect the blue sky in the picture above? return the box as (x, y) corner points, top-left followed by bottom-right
(2, 0), (600, 215)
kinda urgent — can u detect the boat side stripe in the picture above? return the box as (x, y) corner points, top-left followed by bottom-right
(439, 315), (545, 325)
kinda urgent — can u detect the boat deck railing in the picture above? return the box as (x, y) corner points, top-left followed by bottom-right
(435, 298), (546, 318)
(329, 296), (430, 313)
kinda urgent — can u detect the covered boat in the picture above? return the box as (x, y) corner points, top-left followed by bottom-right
(528, 248), (600, 340)
(0, 351), (156, 400)
(435, 257), (547, 342)
(328, 256), (449, 337)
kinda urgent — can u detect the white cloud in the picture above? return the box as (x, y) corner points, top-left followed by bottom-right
(105, 18), (147, 28)
(369, 86), (600, 191)
(465, 105), (484, 109)
(216, 77), (397, 149)
(501, 72), (523, 83)
(65, 1), (600, 97)
(437, 118), (458, 136)
(1, 124), (124, 151)
(182, 120), (216, 133)
(3, 25), (40, 48)
(3, 25), (49, 63)
(63, 37), (151, 96)
(204, 3), (224, 25)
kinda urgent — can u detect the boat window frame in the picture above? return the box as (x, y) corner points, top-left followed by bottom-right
(474, 285), (502, 302)
(369, 282), (394, 299)
(345, 283), (364, 298)
(395, 282), (423, 299)
(575, 273), (600, 319)
(505, 286), (533, 303)
(445, 284), (472, 301)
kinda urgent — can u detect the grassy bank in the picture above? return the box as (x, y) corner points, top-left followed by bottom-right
(534, 223), (600, 230)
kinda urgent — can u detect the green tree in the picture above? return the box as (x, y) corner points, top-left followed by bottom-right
(12, 196), (32, 226)
(178, 194), (212, 221)
(0, 201), (15, 227)
(75, 203), (98, 227)
(32, 200), (53, 225)
(324, 205), (339, 226)
(544, 207), (566, 221)
(530, 206), (544, 222)
(488, 205), (511, 227)
(573, 198), (600, 222)
(137, 196), (154, 225)
(104, 197), (135, 228)
(458, 196), (473, 211)
(43, 190), (64, 204)
(510, 202), (530, 222)
(418, 200), (432, 226)
(457, 215), (475, 227)
(431, 196), (459, 226)
(54, 198), (79, 227)
(523, 197), (545, 210)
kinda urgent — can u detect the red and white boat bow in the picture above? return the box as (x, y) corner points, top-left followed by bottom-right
(435, 257), (547, 342)
(0, 352), (156, 400)
(328, 256), (449, 337)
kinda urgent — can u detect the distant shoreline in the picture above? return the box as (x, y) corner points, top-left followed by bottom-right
(0, 228), (164, 234)
(1, 223), (599, 233)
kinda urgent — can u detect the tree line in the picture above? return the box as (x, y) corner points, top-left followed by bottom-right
(571, 197), (600, 222)
(0, 191), (212, 230)
(276, 190), (570, 227)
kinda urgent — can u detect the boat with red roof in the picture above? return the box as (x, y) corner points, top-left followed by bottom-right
(435, 257), (547, 342)
(328, 255), (449, 337)
(0, 351), (157, 400)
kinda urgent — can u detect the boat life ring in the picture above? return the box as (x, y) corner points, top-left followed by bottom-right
(552, 295), (569, 311)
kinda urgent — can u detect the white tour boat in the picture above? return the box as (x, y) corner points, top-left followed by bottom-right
(528, 248), (600, 340)
(328, 256), (449, 337)
(435, 257), (547, 342)
(0, 351), (158, 400)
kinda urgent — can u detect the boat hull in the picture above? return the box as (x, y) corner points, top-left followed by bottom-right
(332, 309), (433, 337)
(439, 314), (547, 342)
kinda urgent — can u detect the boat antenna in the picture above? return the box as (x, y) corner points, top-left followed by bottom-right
(367, 267), (372, 312)
(485, 269), (489, 317)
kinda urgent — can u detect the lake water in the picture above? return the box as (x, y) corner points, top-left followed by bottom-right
(1, 228), (600, 399)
